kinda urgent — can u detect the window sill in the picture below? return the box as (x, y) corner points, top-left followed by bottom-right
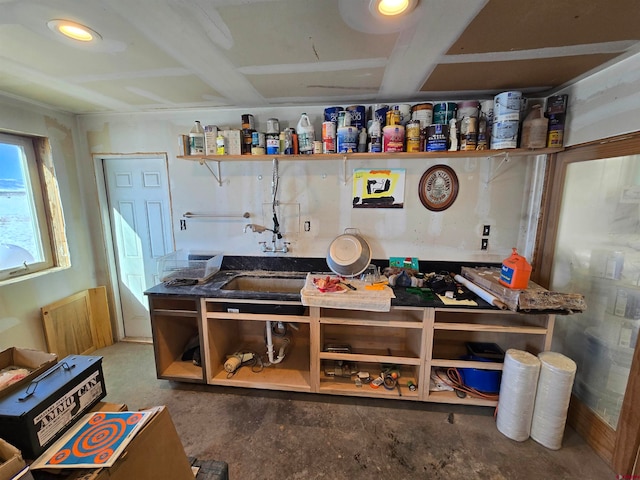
(0, 265), (70, 287)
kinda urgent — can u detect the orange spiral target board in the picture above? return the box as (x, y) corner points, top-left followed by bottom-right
(35, 410), (153, 469)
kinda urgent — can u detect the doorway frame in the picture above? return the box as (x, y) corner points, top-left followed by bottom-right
(92, 152), (174, 341)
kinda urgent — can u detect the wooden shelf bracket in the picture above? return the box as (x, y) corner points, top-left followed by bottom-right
(200, 158), (223, 186)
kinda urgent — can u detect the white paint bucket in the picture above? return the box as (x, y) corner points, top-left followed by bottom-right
(494, 91), (522, 121)
(491, 119), (519, 149)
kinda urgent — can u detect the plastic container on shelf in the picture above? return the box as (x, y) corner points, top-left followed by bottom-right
(297, 113), (315, 154)
(458, 355), (502, 393)
(521, 105), (549, 149)
(189, 121), (205, 155)
(157, 250), (223, 284)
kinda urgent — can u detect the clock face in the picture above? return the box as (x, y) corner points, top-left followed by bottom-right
(418, 165), (459, 211)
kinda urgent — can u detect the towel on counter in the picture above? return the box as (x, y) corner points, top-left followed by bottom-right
(301, 273), (395, 312)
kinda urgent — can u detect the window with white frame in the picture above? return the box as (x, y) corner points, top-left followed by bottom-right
(0, 132), (67, 281)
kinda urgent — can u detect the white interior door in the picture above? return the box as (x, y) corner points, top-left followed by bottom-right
(103, 156), (174, 339)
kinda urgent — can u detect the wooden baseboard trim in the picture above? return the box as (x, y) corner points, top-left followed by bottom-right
(567, 394), (616, 466)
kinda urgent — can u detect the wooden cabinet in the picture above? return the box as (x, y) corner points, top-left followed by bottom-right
(148, 295), (555, 407)
(426, 308), (555, 406)
(313, 306), (426, 400)
(149, 296), (204, 383)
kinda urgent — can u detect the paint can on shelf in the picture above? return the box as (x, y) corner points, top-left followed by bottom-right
(322, 121), (336, 154)
(346, 105), (366, 130)
(382, 125), (405, 152)
(433, 102), (457, 125)
(391, 104), (412, 125)
(491, 119), (519, 149)
(241, 114), (255, 130)
(266, 132), (280, 155)
(373, 104), (389, 127)
(324, 106), (343, 124)
(405, 121), (421, 152)
(456, 101), (480, 122)
(411, 103), (433, 128)
(336, 126), (359, 153)
(494, 91), (522, 121)
(425, 124), (449, 152)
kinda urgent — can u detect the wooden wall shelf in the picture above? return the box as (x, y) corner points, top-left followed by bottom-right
(178, 147), (562, 162)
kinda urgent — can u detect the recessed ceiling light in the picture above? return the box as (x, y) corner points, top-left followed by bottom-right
(371, 0), (418, 16)
(47, 19), (101, 43)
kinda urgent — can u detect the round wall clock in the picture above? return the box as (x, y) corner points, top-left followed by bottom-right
(418, 165), (459, 211)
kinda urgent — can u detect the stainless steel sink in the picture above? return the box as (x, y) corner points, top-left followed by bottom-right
(220, 274), (306, 293)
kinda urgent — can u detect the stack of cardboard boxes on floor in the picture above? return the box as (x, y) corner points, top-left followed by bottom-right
(0, 347), (196, 480)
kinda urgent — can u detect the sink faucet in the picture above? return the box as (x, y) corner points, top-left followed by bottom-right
(260, 234), (290, 253)
(243, 224), (271, 233)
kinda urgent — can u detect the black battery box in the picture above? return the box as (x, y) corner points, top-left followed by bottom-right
(0, 355), (106, 459)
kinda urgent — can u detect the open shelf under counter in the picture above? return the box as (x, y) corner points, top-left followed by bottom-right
(207, 343), (311, 393)
(320, 350), (421, 366)
(434, 308), (553, 333)
(319, 373), (420, 400)
(158, 360), (204, 383)
(430, 358), (503, 371)
(316, 305), (426, 327)
(178, 147), (562, 162)
(426, 389), (498, 407)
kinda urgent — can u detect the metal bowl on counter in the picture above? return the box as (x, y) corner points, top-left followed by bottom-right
(326, 228), (372, 277)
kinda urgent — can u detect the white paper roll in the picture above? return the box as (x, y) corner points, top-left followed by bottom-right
(496, 349), (541, 441)
(453, 274), (507, 309)
(530, 351), (577, 450)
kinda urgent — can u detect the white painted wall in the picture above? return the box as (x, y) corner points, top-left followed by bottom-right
(0, 98), (99, 351)
(76, 106), (542, 266)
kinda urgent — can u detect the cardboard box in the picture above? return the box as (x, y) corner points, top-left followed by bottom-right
(0, 348), (58, 399)
(0, 438), (26, 480)
(0, 355), (106, 459)
(36, 406), (194, 480)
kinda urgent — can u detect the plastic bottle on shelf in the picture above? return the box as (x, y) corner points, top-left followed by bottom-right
(189, 121), (205, 155)
(297, 113), (315, 154)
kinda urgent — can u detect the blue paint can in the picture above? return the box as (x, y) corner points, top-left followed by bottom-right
(324, 106), (344, 123)
(336, 126), (359, 153)
(346, 105), (366, 130)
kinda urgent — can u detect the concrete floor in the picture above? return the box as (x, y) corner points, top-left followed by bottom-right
(96, 341), (616, 480)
